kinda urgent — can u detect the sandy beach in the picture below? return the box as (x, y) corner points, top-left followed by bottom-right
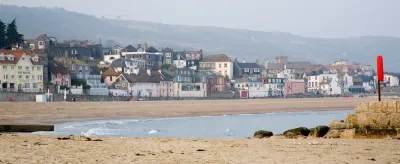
(0, 134), (399, 164)
(2, 98), (400, 164)
(0, 97), (376, 124)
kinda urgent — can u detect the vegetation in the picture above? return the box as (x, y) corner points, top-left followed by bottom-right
(0, 18), (24, 49)
(0, 19), (6, 49)
(71, 77), (86, 86)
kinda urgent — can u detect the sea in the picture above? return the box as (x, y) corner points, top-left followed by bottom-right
(36, 110), (354, 139)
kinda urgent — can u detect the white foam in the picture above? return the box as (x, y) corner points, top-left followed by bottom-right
(148, 130), (159, 134)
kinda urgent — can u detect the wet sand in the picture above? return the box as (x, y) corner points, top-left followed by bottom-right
(0, 98), (374, 124)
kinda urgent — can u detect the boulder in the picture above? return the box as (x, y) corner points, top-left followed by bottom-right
(283, 127), (310, 139)
(314, 126), (330, 138)
(309, 128), (315, 137)
(346, 114), (357, 128)
(324, 130), (341, 138)
(253, 130), (273, 139)
(355, 102), (369, 113)
(329, 120), (347, 130)
(340, 129), (355, 139)
(355, 127), (397, 138)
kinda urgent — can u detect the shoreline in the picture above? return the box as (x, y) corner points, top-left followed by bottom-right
(0, 98), (373, 124)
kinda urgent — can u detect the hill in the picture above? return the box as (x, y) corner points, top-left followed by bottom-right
(1, 5), (399, 71)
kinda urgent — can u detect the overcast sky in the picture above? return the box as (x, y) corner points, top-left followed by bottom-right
(3, 0), (400, 38)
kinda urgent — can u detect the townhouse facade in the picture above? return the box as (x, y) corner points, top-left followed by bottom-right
(48, 62), (71, 88)
(0, 50), (44, 92)
(199, 54), (233, 79)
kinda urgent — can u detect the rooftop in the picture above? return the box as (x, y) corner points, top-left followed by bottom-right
(237, 63), (261, 69)
(202, 54), (231, 62)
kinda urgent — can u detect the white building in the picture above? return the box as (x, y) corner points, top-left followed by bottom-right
(384, 74), (399, 87)
(86, 75), (108, 95)
(277, 66), (296, 80)
(103, 45), (124, 64)
(307, 73), (342, 95)
(173, 82), (207, 97)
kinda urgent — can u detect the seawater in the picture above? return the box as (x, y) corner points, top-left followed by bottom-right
(36, 110), (354, 139)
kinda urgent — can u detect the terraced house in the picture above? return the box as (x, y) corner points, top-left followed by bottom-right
(0, 50), (44, 92)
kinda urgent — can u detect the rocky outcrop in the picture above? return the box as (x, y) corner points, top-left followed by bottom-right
(328, 101), (400, 138)
(253, 130), (273, 139)
(283, 127), (310, 139)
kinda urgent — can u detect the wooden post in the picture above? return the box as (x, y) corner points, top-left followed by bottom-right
(378, 80), (381, 101)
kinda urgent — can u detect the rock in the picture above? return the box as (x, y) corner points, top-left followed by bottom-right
(283, 127), (310, 139)
(309, 128), (315, 137)
(346, 114), (357, 128)
(253, 130), (273, 139)
(329, 120), (347, 130)
(324, 130), (341, 138)
(56, 137), (71, 140)
(355, 127), (397, 138)
(355, 102), (369, 113)
(314, 126), (330, 138)
(196, 149), (206, 151)
(340, 129), (355, 139)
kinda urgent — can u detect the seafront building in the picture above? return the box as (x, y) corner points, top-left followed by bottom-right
(0, 50), (44, 92)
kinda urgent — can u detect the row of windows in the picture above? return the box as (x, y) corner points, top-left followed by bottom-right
(3, 75), (43, 80)
(218, 63), (228, 68)
(244, 68), (260, 73)
(2, 66), (42, 70)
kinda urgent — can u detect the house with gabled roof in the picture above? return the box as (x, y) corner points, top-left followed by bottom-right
(0, 50), (44, 92)
(113, 68), (171, 97)
(233, 59), (261, 79)
(173, 51), (187, 68)
(199, 54), (233, 79)
(48, 61), (71, 88)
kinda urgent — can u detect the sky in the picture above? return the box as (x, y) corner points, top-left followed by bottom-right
(2, 0), (400, 38)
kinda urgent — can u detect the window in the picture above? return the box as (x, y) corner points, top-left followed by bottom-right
(72, 49), (78, 54)
(272, 79), (276, 83)
(79, 66), (82, 70)
(11, 75), (14, 79)
(254, 68), (260, 72)
(225, 70), (227, 75)
(224, 63), (227, 68)
(268, 79), (271, 83)
(18, 75), (22, 79)
(26, 75), (29, 79)
(38, 75), (43, 81)
(21, 56), (25, 60)
(2, 66), (6, 70)
(33, 83), (38, 88)
(18, 66), (22, 70)
(37, 67), (41, 70)
(9, 56), (14, 60)
(0, 55), (4, 60)
(38, 41), (43, 46)
(122, 83), (125, 87)
(244, 68), (249, 72)
(25, 66), (29, 70)
(219, 63), (221, 68)
(10, 66), (14, 70)
(110, 76), (113, 81)
(57, 50), (61, 55)
(24, 83), (30, 88)
(3, 74), (8, 79)
(34, 56), (39, 62)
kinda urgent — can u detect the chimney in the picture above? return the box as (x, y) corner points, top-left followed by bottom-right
(127, 68), (131, 75)
(256, 59), (259, 64)
(147, 68), (151, 76)
(133, 67), (138, 75)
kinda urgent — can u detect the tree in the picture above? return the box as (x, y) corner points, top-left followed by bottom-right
(0, 19), (6, 49)
(5, 19), (24, 49)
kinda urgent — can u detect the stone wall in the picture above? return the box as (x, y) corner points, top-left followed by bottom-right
(348, 101), (400, 129)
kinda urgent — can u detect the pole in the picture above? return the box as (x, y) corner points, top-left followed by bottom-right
(378, 80), (381, 101)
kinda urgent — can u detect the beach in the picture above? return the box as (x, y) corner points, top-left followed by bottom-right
(0, 134), (399, 164)
(2, 97), (400, 164)
(0, 97), (375, 124)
